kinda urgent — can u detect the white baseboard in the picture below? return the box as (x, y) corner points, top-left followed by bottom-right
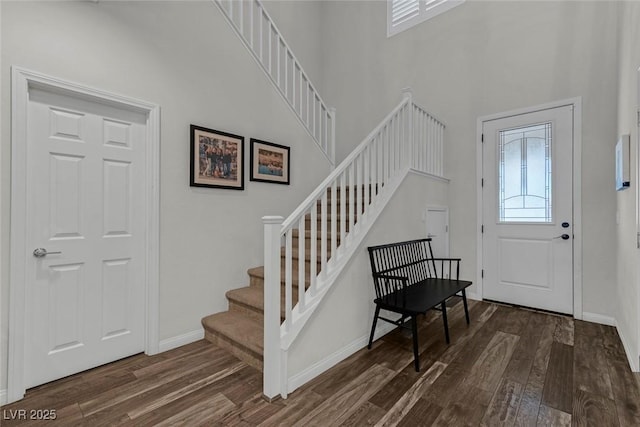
(466, 291), (480, 301)
(582, 312), (638, 372)
(614, 320), (639, 372)
(287, 322), (396, 394)
(0, 389), (7, 406)
(158, 329), (204, 353)
(582, 311), (616, 327)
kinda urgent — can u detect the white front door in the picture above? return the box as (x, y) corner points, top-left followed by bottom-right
(482, 105), (574, 314)
(24, 87), (147, 388)
(426, 207), (449, 257)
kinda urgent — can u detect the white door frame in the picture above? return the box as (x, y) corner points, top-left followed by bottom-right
(8, 67), (161, 403)
(475, 97), (583, 319)
(425, 205), (449, 257)
(637, 65), (640, 371)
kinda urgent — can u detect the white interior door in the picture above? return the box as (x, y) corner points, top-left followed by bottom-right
(24, 87), (147, 388)
(426, 207), (449, 257)
(482, 105), (574, 314)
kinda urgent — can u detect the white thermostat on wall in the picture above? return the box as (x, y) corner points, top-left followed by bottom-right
(616, 134), (630, 191)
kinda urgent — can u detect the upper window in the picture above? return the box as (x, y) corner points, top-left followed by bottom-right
(387, 0), (465, 37)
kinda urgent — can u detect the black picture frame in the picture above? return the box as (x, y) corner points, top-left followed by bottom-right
(190, 125), (244, 190)
(249, 138), (290, 185)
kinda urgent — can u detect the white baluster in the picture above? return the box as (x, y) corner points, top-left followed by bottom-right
(330, 108), (336, 165)
(298, 67), (303, 116)
(431, 116), (436, 175)
(286, 51), (291, 101)
(371, 136), (378, 198)
(285, 227), (292, 331)
(310, 201), (317, 296)
(356, 154), (362, 226)
(298, 216), (306, 312)
(330, 180), (337, 263)
(364, 145), (370, 215)
(320, 107), (325, 153)
(439, 123), (444, 176)
(384, 125), (389, 183)
(292, 63), (297, 112)
(348, 162), (355, 235)
(259, 6), (264, 63)
(238, 0), (243, 36)
(268, 24), (273, 75)
(389, 117), (395, 175)
(340, 171), (346, 248)
(276, 37), (281, 88)
(313, 95), (317, 140)
(249, 0), (254, 48)
(320, 190), (327, 280)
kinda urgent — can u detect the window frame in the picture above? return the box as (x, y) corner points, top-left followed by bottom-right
(387, 0), (465, 38)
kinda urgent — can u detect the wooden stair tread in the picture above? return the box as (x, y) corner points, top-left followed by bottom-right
(201, 311), (263, 356)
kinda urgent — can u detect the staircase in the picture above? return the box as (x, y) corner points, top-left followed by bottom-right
(205, 0), (446, 400)
(202, 192), (352, 371)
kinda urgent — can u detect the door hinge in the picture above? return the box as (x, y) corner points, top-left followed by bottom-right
(481, 225), (484, 233)
(481, 269), (484, 278)
(481, 178), (484, 187)
(637, 110), (640, 127)
(481, 133), (484, 143)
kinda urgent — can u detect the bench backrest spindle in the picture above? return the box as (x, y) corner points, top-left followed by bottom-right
(367, 239), (439, 300)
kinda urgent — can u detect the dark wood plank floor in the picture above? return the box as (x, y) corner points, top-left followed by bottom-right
(3, 300), (640, 426)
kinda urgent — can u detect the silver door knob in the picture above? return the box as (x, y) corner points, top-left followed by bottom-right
(427, 233), (436, 238)
(33, 248), (62, 258)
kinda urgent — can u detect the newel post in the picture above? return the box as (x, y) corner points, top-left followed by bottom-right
(263, 215), (283, 399)
(401, 87), (413, 169)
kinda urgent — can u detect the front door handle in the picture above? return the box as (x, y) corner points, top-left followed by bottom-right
(554, 234), (570, 240)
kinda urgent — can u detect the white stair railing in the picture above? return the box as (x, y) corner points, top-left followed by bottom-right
(213, 0), (336, 165)
(263, 89), (446, 399)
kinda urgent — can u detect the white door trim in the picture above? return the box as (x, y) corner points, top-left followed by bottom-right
(425, 205), (449, 257)
(476, 97), (583, 319)
(8, 67), (160, 403)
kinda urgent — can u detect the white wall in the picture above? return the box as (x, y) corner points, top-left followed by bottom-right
(615, 1), (640, 369)
(264, 0), (325, 95)
(0, 1), (330, 393)
(288, 172), (449, 382)
(320, 0), (620, 319)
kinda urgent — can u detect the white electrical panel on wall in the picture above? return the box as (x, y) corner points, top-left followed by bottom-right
(616, 134), (630, 191)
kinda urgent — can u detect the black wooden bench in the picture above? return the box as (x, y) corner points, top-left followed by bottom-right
(367, 238), (472, 371)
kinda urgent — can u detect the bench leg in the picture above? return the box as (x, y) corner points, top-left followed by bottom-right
(368, 305), (381, 350)
(462, 289), (470, 325)
(441, 302), (450, 344)
(411, 315), (420, 372)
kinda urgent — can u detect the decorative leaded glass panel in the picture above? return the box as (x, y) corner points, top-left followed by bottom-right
(498, 123), (552, 222)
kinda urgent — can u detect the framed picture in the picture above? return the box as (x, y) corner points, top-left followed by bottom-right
(250, 139), (290, 185)
(190, 125), (244, 190)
